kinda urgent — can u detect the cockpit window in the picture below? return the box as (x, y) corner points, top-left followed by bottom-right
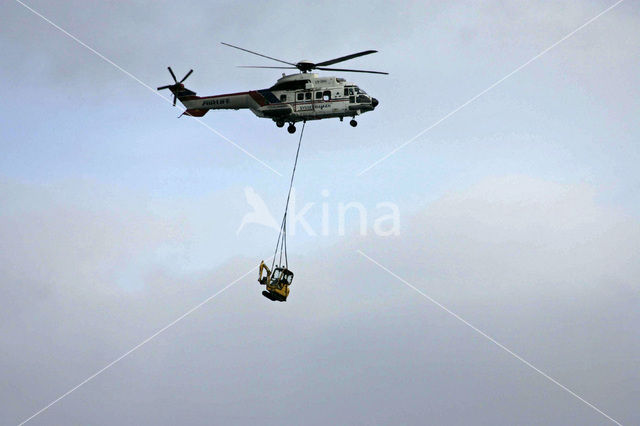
(355, 87), (367, 95)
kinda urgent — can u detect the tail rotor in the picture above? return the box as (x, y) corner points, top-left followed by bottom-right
(157, 66), (194, 106)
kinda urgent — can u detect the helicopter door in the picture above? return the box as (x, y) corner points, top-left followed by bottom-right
(315, 90), (323, 113)
(305, 91), (313, 113)
(315, 90), (332, 114)
(344, 87), (356, 103)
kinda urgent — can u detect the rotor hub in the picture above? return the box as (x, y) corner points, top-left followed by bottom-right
(295, 60), (315, 73)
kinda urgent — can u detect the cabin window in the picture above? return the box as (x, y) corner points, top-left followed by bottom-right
(305, 92), (311, 100)
(323, 91), (331, 101)
(297, 92), (304, 101)
(315, 91), (323, 100)
(280, 94), (287, 102)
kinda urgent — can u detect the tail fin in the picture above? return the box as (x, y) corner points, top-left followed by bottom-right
(170, 86), (208, 117)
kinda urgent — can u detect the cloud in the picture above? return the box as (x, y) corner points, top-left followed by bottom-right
(2, 175), (638, 424)
(400, 175), (639, 298)
(3, 1), (639, 423)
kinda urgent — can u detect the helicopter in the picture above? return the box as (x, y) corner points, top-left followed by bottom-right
(157, 42), (387, 133)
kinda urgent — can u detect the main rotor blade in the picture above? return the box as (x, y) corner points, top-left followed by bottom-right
(237, 66), (298, 69)
(315, 50), (378, 67)
(167, 66), (177, 82)
(172, 94), (177, 106)
(316, 67), (388, 75)
(180, 69), (193, 83)
(157, 84), (173, 90)
(221, 42), (296, 66)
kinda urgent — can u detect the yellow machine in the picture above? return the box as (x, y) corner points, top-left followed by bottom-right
(258, 260), (293, 302)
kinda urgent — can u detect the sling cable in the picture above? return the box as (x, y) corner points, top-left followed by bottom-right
(258, 122), (305, 301)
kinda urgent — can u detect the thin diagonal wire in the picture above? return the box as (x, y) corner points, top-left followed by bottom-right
(17, 262), (262, 425)
(357, 0), (626, 176)
(13, 0), (282, 176)
(357, 250), (622, 425)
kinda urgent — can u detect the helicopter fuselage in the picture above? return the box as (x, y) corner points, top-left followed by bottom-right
(175, 72), (379, 129)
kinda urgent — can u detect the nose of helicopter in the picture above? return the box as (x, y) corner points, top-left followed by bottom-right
(372, 98), (379, 108)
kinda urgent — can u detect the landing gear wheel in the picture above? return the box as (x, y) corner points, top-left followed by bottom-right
(276, 120), (285, 128)
(287, 124), (296, 134)
(350, 119), (358, 127)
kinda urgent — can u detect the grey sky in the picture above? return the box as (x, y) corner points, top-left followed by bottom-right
(1, 1), (639, 425)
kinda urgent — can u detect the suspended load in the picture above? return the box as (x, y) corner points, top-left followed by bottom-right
(258, 261), (293, 302)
